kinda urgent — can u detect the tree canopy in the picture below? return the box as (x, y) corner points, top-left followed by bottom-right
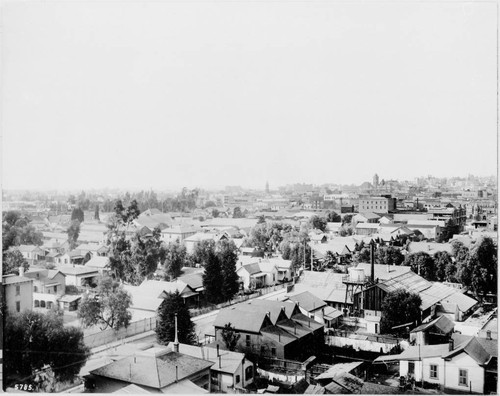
(202, 249), (224, 304)
(163, 241), (188, 280)
(67, 220), (81, 250)
(71, 207), (84, 223)
(78, 276), (132, 330)
(156, 291), (196, 345)
(403, 252), (436, 281)
(309, 215), (327, 232)
(2, 249), (29, 275)
(4, 310), (89, 388)
(221, 323), (241, 351)
(380, 289), (422, 336)
(217, 240), (240, 301)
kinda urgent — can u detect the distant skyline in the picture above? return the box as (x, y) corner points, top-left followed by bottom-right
(2, 0), (498, 191)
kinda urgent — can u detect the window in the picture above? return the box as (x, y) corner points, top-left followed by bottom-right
(408, 362), (415, 375)
(430, 364), (438, 379)
(16, 301), (21, 312)
(271, 347), (276, 357)
(245, 366), (253, 381)
(40, 301), (46, 308)
(15, 285), (20, 296)
(34, 286), (38, 293)
(459, 369), (468, 386)
(235, 375), (240, 384)
(54, 285), (57, 293)
(246, 335), (250, 347)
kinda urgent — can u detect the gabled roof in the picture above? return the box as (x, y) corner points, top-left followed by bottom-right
(452, 333), (498, 359)
(240, 263), (262, 276)
(90, 351), (213, 389)
(410, 315), (454, 334)
(59, 265), (99, 276)
(374, 344), (450, 363)
(168, 342), (245, 375)
(324, 372), (364, 394)
(315, 362), (364, 380)
(85, 256), (111, 269)
(177, 273), (204, 290)
(355, 263), (412, 281)
(24, 269), (64, 282)
(443, 337), (494, 365)
(2, 275), (33, 285)
(213, 308), (272, 333)
(261, 325), (298, 346)
(138, 280), (194, 299)
(17, 244), (43, 253)
(356, 212), (381, 220)
(285, 291), (326, 312)
(237, 299), (299, 325)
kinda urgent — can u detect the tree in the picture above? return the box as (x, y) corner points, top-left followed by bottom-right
(163, 241), (188, 280)
(67, 220), (81, 250)
(4, 310), (89, 388)
(342, 214), (353, 225)
(71, 207), (84, 223)
(257, 215), (266, 224)
(3, 211), (21, 227)
(78, 276), (132, 330)
(309, 215), (327, 232)
(156, 291), (196, 345)
(18, 225), (43, 246)
(326, 211), (341, 223)
(380, 289), (422, 336)
(94, 204), (100, 221)
(377, 246), (404, 266)
(191, 239), (216, 266)
(433, 251), (453, 282)
(2, 249), (29, 275)
(202, 250), (224, 304)
(233, 207), (244, 218)
(460, 236), (497, 299)
(403, 252), (436, 281)
(211, 208), (220, 218)
(217, 240), (240, 301)
(221, 323), (241, 351)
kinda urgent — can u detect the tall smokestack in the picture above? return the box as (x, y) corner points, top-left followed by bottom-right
(370, 242), (375, 282)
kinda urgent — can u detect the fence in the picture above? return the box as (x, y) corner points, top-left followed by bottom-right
(83, 316), (157, 348)
(189, 282), (292, 317)
(325, 333), (408, 354)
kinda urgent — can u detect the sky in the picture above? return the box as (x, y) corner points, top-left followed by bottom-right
(1, 0), (498, 191)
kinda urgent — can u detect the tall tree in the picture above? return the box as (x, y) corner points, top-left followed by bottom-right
(2, 249), (29, 275)
(67, 220), (81, 250)
(309, 215), (328, 232)
(217, 240), (240, 301)
(403, 252), (436, 281)
(232, 207), (244, 218)
(460, 236), (497, 300)
(202, 250), (224, 304)
(377, 246), (404, 266)
(156, 291), (196, 345)
(4, 311), (89, 388)
(78, 276), (132, 330)
(3, 211), (21, 226)
(71, 207), (84, 223)
(433, 251), (453, 282)
(326, 211), (341, 223)
(380, 289), (422, 336)
(191, 239), (216, 266)
(163, 241), (188, 280)
(221, 323), (241, 351)
(94, 204), (100, 221)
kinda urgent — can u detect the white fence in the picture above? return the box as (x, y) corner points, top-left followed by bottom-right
(325, 334), (409, 354)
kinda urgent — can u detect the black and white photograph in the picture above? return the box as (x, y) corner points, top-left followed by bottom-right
(1, 0), (498, 393)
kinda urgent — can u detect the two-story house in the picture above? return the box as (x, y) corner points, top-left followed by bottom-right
(24, 268), (66, 311)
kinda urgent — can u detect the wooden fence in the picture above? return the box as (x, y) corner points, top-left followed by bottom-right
(83, 316), (157, 348)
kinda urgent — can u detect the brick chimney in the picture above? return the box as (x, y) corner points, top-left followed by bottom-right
(448, 338), (454, 351)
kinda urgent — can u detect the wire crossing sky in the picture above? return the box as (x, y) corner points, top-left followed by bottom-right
(1, 0), (497, 191)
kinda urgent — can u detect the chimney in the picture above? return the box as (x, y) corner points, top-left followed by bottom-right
(449, 338), (454, 351)
(370, 242), (375, 282)
(175, 366), (178, 382)
(217, 344), (220, 357)
(219, 355), (222, 369)
(174, 314), (179, 352)
(486, 330), (492, 340)
(19, 267), (25, 277)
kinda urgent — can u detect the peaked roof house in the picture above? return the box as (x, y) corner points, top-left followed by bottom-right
(373, 334), (497, 394)
(285, 291), (343, 328)
(213, 299), (324, 361)
(87, 349), (213, 393)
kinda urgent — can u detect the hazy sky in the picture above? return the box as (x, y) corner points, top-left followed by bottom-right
(2, 0), (497, 191)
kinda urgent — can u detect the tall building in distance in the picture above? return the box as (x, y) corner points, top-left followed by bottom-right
(373, 174), (379, 190)
(265, 181), (270, 194)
